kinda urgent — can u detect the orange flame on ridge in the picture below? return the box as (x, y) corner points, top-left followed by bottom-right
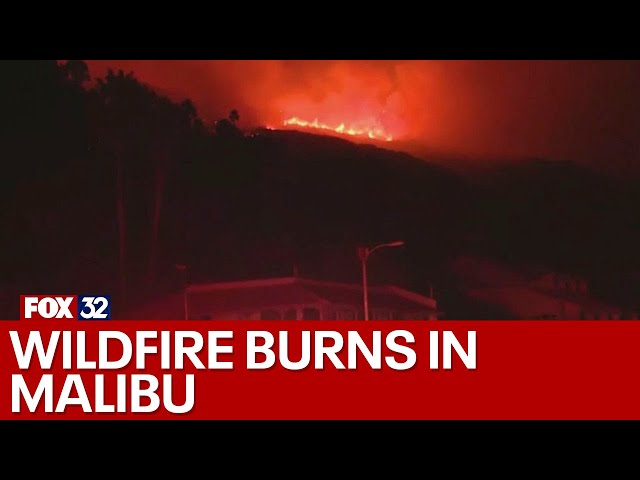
(282, 116), (393, 142)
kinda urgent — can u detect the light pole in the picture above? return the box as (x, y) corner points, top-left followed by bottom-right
(358, 241), (405, 321)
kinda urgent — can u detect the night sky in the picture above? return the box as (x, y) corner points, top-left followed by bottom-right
(85, 60), (640, 174)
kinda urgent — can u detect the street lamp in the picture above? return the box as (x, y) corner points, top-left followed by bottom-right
(357, 241), (405, 321)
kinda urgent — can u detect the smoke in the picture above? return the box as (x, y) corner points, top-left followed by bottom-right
(85, 60), (640, 171)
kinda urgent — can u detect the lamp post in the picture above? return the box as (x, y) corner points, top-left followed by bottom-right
(358, 241), (405, 321)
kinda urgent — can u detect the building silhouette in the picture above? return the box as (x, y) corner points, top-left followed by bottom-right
(123, 276), (439, 320)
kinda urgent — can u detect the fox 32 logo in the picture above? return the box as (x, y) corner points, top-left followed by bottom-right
(20, 295), (112, 320)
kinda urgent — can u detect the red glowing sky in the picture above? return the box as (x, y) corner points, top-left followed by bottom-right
(85, 60), (640, 172)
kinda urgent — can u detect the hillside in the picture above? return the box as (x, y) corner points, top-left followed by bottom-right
(164, 128), (474, 291)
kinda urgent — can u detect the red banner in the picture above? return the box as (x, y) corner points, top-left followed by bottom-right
(1, 320), (639, 420)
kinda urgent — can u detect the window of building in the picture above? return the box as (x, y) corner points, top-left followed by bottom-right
(325, 310), (337, 320)
(260, 309), (281, 320)
(283, 308), (297, 320)
(302, 307), (320, 320)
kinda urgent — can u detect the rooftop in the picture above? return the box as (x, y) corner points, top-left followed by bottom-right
(122, 276), (437, 319)
(187, 276), (437, 313)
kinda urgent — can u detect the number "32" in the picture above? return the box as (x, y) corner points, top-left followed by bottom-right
(79, 296), (111, 319)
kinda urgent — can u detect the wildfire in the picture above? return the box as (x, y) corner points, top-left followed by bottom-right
(282, 117), (393, 142)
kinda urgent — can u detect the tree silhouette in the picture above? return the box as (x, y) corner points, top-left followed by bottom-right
(215, 109), (242, 139)
(60, 60), (90, 86)
(146, 95), (199, 285)
(93, 69), (137, 301)
(89, 68), (208, 300)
